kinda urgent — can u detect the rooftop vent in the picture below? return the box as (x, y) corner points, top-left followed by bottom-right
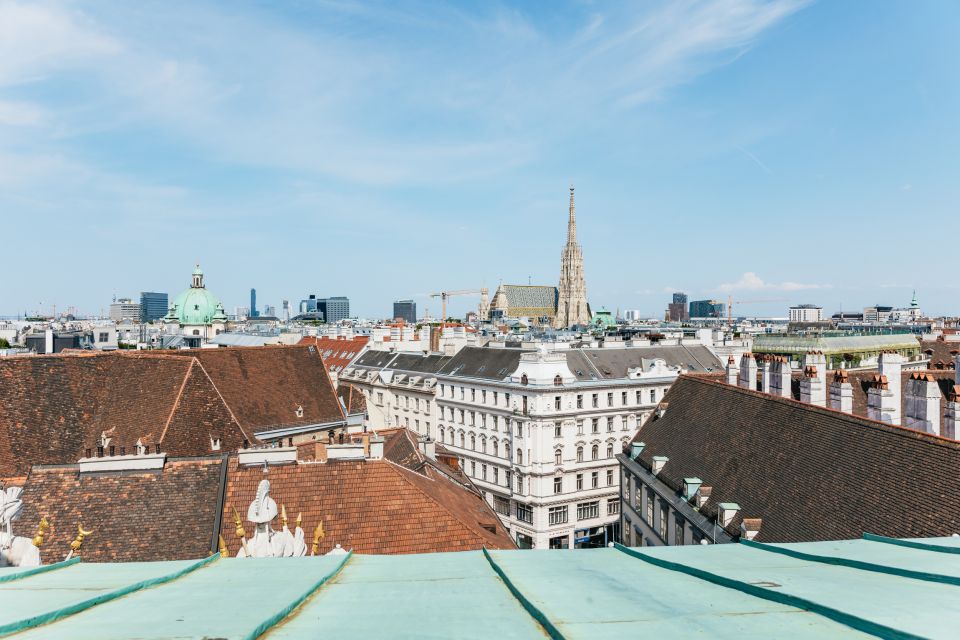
(651, 455), (668, 475)
(718, 502), (740, 528)
(682, 477), (702, 501)
(740, 518), (762, 541)
(630, 441), (645, 460)
(696, 486), (712, 509)
(237, 446), (298, 467)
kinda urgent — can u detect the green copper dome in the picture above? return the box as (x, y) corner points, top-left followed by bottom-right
(165, 265), (227, 325)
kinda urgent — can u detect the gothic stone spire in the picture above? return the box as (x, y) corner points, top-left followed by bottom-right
(554, 185), (590, 329)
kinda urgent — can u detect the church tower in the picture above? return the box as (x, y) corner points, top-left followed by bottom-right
(554, 186), (590, 328)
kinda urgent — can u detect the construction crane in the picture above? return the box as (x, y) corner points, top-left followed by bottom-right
(430, 288), (489, 321)
(727, 296), (786, 325)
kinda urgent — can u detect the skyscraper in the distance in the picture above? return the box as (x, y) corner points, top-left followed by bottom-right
(553, 185), (590, 328)
(393, 300), (416, 324)
(250, 288), (258, 318)
(139, 291), (168, 322)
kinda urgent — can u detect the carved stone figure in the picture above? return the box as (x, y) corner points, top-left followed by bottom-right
(0, 486), (40, 568)
(236, 480), (306, 558)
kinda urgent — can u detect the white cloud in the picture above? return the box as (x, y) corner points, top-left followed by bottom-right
(0, 1), (120, 86)
(717, 271), (830, 292)
(0, 100), (45, 125)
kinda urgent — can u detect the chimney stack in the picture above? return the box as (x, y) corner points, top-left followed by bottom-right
(44, 328), (54, 354)
(868, 352), (904, 425)
(759, 356), (771, 394)
(738, 353), (757, 391)
(725, 356), (739, 386)
(799, 352), (827, 407)
(943, 385), (960, 440)
(829, 370), (854, 413)
(769, 356), (792, 398)
(904, 373), (942, 436)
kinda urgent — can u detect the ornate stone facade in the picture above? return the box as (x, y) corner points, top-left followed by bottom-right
(554, 186), (590, 328)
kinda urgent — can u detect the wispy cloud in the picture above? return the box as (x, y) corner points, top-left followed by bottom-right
(717, 271), (830, 292)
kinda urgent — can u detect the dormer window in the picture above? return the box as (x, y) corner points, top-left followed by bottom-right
(210, 436), (222, 451)
(295, 405), (304, 418)
(521, 374), (528, 385)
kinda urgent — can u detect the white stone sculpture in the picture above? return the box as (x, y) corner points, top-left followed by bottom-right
(236, 480), (306, 558)
(0, 486), (41, 568)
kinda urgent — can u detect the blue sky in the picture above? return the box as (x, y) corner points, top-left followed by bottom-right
(1, 0), (958, 319)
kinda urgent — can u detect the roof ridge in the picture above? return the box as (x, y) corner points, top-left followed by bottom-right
(190, 358), (251, 443)
(310, 344), (346, 421)
(682, 374), (960, 448)
(158, 358), (196, 444)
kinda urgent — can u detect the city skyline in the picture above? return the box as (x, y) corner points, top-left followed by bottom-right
(1, 1), (958, 317)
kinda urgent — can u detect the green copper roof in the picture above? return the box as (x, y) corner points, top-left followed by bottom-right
(2, 536), (959, 638)
(165, 265), (226, 325)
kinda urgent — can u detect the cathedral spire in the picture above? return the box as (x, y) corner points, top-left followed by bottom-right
(567, 184), (576, 242)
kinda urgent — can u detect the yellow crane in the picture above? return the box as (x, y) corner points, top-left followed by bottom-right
(430, 288), (489, 321)
(727, 296), (786, 325)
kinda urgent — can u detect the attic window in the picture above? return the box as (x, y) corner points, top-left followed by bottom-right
(521, 374), (528, 385)
(210, 436), (222, 451)
(295, 405), (304, 418)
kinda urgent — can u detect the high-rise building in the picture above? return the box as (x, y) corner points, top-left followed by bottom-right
(281, 300), (291, 322)
(672, 292), (688, 305)
(250, 288), (258, 318)
(553, 186), (590, 329)
(393, 300), (417, 324)
(109, 298), (141, 322)
(689, 299), (725, 318)
(299, 295), (350, 323)
(139, 291), (168, 322)
(263, 305), (276, 318)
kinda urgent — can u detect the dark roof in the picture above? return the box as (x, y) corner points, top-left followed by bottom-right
(920, 339), (960, 370)
(0, 352), (246, 479)
(165, 346), (345, 434)
(438, 346), (527, 380)
(336, 384), (367, 415)
(352, 350), (453, 375)
(15, 457), (225, 562)
(568, 345), (723, 379)
(631, 375), (960, 542)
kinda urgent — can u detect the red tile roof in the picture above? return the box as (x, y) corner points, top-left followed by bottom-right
(222, 455), (514, 555)
(297, 336), (368, 374)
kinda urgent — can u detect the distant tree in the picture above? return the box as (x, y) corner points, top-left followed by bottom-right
(0, 338), (9, 349)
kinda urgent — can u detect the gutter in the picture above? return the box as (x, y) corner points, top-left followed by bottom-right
(210, 453), (229, 554)
(253, 418), (349, 440)
(617, 453), (733, 544)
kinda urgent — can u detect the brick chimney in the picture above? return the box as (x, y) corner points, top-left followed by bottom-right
(829, 370), (854, 414)
(799, 352), (827, 407)
(738, 353), (757, 391)
(769, 356), (792, 399)
(758, 355), (771, 394)
(725, 355), (739, 386)
(868, 352), (904, 425)
(904, 373), (942, 436)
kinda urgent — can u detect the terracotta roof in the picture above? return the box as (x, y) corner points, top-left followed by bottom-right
(336, 383), (367, 415)
(631, 374), (960, 542)
(162, 346), (345, 436)
(920, 338), (960, 370)
(297, 336), (368, 373)
(222, 456), (514, 555)
(15, 457), (225, 562)
(0, 353), (246, 478)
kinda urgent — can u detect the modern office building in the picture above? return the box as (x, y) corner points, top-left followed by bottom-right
(689, 299), (724, 319)
(788, 304), (823, 323)
(299, 295), (350, 323)
(250, 288), (259, 318)
(393, 300), (417, 324)
(139, 291), (168, 322)
(109, 298), (141, 322)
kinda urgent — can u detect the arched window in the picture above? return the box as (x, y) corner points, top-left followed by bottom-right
(554, 449), (562, 465)
(521, 374), (528, 385)
(554, 374), (562, 386)
(516, 448), (523, 465)
(491, 438), (498, 457)
(460, 432), (465, 447)
(607, 444), (614, 459)
(439, 426), (445, 441)
(576, 446), (584, 462)
(591, 445), (599, 461)
(480, 436), (487, 454)
(503, 442), (509, 458)
(470, 435), (476, 450)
